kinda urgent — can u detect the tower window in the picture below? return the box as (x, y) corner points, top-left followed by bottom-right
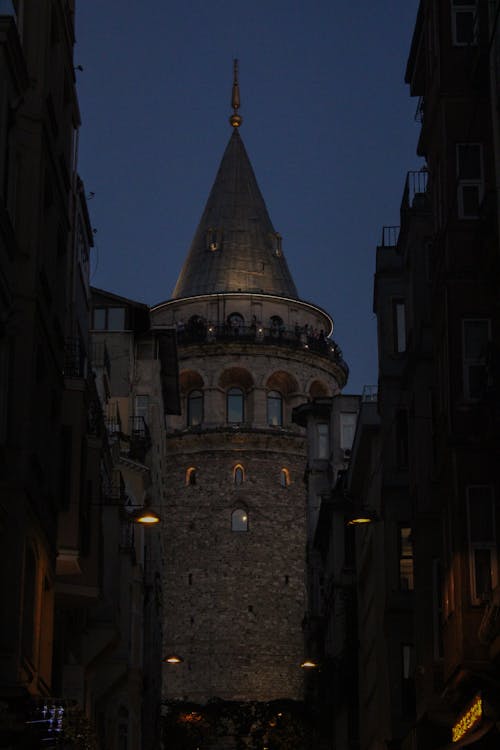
(227, 387), (244, 423)
(187, 389), (203, 426)
(267, 390), (283, 426)
(227, 313), (244, 334)
(280, 468), (290, 488)
(185, 467), (197, 486)
(234, 464), (245, 485)
(232, 508), (248, 532)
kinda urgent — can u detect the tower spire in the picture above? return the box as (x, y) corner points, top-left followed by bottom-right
(229, 59), (242, 128)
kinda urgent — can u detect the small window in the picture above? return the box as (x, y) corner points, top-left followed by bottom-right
(187, 390), (203, 426)
(463, 319), (490, 400)
(399, 526), (414, 591)
(340, 413), (357, 450)
(231, 509), (248, 532)
(186, 467), (197, 486)
(280, 468), (290, 488)
(234, 464), (245, 485)
(393, 299), (407, 353)
(451, 0), (477, 46)
(317, 423), (329, 459)
(267, 390), (283, 426)
(456, 143), (483, 218)
(93, 307), (106, 330)
(467, 486), (497, 604)
(227, 387), (244, 423)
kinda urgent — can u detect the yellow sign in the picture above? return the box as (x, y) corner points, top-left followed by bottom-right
(452, 694), (482, 743)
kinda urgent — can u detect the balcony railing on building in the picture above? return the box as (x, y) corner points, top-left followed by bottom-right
(64, 337), (87, 378)
(176, 322), (349, 376)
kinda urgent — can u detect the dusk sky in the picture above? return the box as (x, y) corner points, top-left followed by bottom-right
(75, 1), (421, 394)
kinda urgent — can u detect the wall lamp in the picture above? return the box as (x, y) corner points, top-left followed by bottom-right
(345, 506), (379, 526)
(162, 654), (184, 664)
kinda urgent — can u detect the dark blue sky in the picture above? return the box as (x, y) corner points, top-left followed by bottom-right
(75, 1), (421, 394)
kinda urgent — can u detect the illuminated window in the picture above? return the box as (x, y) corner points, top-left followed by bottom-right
(467, 485), (497, 604)
(280, 468), (290, 488)
(227, 387), (244, 423)
(185, 467), (197, 486)
(399, 526), (414, 591)
(267, 390), (283, 426)
(451, 0), (477, 46)
(232, 509), (248, 531)
(187, 389), (203, 426)
(234, 464), (245, 486)
(463, 319), (490, 400)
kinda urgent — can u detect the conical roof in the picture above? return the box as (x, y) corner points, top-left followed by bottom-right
(172, 128), (298, 300)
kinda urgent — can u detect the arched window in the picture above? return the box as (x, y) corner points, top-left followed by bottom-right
(185, 467), (197, 486)
(280, 468), (290, 488)
(187, 389), (203, 426)
(234, 464), (245, 485)
(232, 509), (248, 532)
(267, 390), (283, 426)
(227, 387), (244, 423)
(270, 315), (284, 338)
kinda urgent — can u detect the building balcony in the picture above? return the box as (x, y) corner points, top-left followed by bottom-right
(176, 323), (349, 376)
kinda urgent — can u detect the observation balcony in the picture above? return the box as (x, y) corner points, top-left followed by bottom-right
(176, 322), (349, 377)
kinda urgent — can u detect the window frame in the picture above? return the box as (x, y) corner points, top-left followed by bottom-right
(233, 464), (245, 486)
(187, 389), (203, 427)
(456, 143), (483, 219)
(227, 387), (244, 424)
(466, 485), (498, 605)
(316, 423), (329, 459)
(392, 298), (407, 354)
(231, 508), (248, 532)
(92, 306), (126, 331)
(340, 413), (357, 451)
(451, 0), (477, 47)
(280, 468), (290, 488)
(462, 318), (490, 401)
(267, 390), (283, 426)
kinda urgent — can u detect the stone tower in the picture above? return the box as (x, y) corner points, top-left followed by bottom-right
(151, 64), (348, 704)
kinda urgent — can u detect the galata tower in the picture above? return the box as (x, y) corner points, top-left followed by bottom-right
(151, 63), (348, 704)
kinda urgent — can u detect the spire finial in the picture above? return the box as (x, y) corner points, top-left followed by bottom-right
(229, 59), (242, 128)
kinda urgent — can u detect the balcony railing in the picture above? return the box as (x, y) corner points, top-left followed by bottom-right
(176, 323), (349, 376)
(64, 337), (87, 378)
(105, 401), (122, 437)
(401, 170), (429, 212)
